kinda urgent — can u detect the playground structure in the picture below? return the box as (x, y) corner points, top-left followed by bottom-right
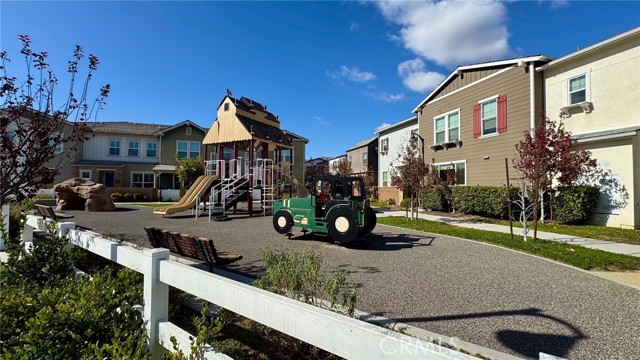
(153, 175), (218, 217)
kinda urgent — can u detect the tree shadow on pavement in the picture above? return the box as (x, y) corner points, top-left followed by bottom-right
(349, 233), (435, 251)
(396, 307), (586, 358)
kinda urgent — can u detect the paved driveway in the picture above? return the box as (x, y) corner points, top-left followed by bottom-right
(67, 206), (640, 359)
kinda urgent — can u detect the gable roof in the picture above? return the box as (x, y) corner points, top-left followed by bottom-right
(283, 130), (309, 143)
(237, 114), (292, 147)
(90, 122), (169, 136)
(154, 120), (207, 135)
(413, 55), (552, 113)
(375, 116), (418, 135)
(347, 136), (377, 152)
(218, 95), (279, 123)
(536, 26), (640, 72)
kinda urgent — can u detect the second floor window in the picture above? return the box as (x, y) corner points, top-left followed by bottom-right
(109, 140), (121, 156)
(146, 141), (157, 157)
(434, 111), (459, 144)
(275, 149), (294, 164)
(381, 138), (389, 153)
(363, 152), (368, 167)
(481, 99), (497, 136)
(177, 141), (201, 158)
(569, 74), (587, 104)
(128, 141), (139, 157)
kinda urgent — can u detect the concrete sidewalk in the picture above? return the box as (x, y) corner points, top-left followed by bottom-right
(377, 210), (640, 257)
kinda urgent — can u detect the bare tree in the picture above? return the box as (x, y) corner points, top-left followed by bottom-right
(0, 35), (109, 204)
(331, 158), (352, 176)
(390, 139), (428, 219)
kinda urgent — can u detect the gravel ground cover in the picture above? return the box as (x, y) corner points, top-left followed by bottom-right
(66, 206), (640, 359)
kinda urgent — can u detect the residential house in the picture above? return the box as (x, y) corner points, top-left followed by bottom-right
(414, 55), (552, 186)
(376, 116), (418, 203)
(282, 130), (309, 182)
(328, 154), (347, 174)
(538, 27), (640, 229)
(346, 137), (378, 177)
(305, 157), (331, 174)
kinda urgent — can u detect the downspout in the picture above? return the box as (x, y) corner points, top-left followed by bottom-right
(529, 62), (535, 133)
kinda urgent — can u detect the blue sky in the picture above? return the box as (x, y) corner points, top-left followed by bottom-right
(2, 1), (639, 159)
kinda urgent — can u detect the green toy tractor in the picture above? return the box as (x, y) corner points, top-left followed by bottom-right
(272, 175), (376, 245)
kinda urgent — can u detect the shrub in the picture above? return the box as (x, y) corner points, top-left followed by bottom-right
(554, 186), (600, 225)
(387, 198), (396, 206)
(370, 200), (389, 208)
(453, 186), (519, 219)
(132, 193), (147, 202)
(123, 193), (134, 202)
(421, 186), (447, 211)
(110, 192), (123, 202)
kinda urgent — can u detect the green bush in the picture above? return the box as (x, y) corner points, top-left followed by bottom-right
(110, 192), (123, 202)
(453, 186), (519, 219)
(555, 186), (600, 225)
(387, 198), (396, 206)
(132, 193), (147, 202)
(123, 193), (134, 202)
(421, 186), (447, 211)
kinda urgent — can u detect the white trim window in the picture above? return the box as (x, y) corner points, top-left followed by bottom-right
(108, 139), (121, 156)
(363, 152), (368, 168)
(480, 97), (498, 136)
(131, 172), (155, 188)
(177, 140), (201, 158)
(80, 170), (92, 180)
(146, 141), (157, 157)
(381, 138), (389, 153)
(128, 140), (140, 157)
(382, 171), (389, 187)
(433, 160), (466, 185)
(186, 127), (192, 136)
(49, 134), (63, 154)
(568, 74), (587, 105)
(434, 110), (460, 144)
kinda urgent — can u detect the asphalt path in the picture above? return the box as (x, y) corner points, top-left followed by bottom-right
(66, 206), (640, 359)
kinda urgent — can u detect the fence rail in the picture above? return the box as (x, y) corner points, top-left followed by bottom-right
(19, 214), (515, 360)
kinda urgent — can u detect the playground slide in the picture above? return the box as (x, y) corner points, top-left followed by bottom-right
(154, 175), (218, 216)
(281, 173), (309, 198)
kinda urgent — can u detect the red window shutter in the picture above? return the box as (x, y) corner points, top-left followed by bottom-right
(497, 94), (507, 133)
(473, 104), (481, 138)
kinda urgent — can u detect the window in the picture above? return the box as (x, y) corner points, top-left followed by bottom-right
(131, 172), (155, 188)
(128, 141), (139, 157)
(569, 74), (587, 104)
(224, 103), (229, 111)
(146, 141), (157, 157)
(363, 152), (368, 167)
(381, 138), (389, 153)
(109, 140), (121, 156)
(481, 99), (497, 136)
(186, 127), (192, 136)
(275, 149), (294, 164)
(177, 141), (201, 158)
(434, 110), (460, 144)
(382, 171), (388, 187)
(49, 134), (63, 154)
(80, 170), (92, 180)
(435, 161), (466, 185)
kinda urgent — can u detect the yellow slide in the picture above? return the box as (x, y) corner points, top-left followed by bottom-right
(154, 175), (218, 216)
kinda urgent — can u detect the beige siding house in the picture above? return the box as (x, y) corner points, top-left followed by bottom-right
(538, 27), (640, 229)
(346, 137), (378, 176)
(414, 56), (551, 186)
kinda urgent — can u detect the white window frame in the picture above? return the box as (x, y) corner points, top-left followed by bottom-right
(382, 171), (388, 187)
(568, 73), (588, 105)
(177, 140), (201, 158)
(433, 109), (460, 145)
(130, 171), (155, 188)
(79, 169), (92, 180)
(146, 141), (158, 158)
(363, 152), (368, 168)
(128, 140), (140, 157)
(477, 95), (499, 138)
(108, 139), (121, 156)
(186, 127), (192, 136)
(381, 138), (389, 153)
(432, 160), (467, 185)
(50, 133), (64, 154)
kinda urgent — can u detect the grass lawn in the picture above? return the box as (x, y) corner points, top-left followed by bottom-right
(378, 216), (640, 271)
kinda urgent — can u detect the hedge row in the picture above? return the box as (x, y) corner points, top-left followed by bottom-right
(554, 186), (600, 225)
(110, 193), (148, 202)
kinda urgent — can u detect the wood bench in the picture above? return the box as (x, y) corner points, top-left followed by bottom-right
(144, 227), (242, 271)
(34, 204), (74, 221)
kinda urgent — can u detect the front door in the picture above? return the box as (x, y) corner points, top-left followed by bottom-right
(103, 171), (115, 187)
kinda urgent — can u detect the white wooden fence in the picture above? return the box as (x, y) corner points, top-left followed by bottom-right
(20, 214), (485, 360)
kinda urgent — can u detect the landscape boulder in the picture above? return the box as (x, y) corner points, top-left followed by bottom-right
(53, 178), (116, 212)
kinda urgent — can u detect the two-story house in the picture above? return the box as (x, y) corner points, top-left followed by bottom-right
(328, 155), (347, 174)
(414, 55), (552, 186)
(376, 116), (418, 203)
(346, 137), (378, 177)
(538, 27), (640, 229)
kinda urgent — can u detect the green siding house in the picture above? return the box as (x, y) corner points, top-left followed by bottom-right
(153, 120), (207, 189)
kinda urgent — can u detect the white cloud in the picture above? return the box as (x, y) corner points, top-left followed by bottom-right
(545, 0), (569, 9)
(397, 58), (446, 93)
(313, 115), (331, 127)
(350, 22), (361, 32)
(369, 91), (405, 103)
(327, 65), (376, 83)
(375, 122), (392, 131)
(375, 0), (511, 67)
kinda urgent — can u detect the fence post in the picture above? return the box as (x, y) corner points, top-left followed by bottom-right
(142, 248), (170, 360)
(1, 204), (8, 251)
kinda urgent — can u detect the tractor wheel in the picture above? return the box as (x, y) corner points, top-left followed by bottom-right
(273, 210), (293, 235)
(366, 207), (377, 232)
(327, 206), (358, 244)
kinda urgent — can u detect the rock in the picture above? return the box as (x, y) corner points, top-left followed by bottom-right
(53, 178), (116, 212)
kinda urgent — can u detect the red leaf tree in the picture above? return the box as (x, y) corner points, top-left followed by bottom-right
(512, 117), (597, 241)
(390, 138), (429, 219)
(0, 35), (109, 204)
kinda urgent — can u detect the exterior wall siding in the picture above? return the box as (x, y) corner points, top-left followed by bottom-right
(434, 68), (501, 100)
(291, 139), (306, 181)
(377, 120), (418, 187)
(419, 66), (540, 186)
(160, 126), (206, 166)
(82, 134), (160, 163)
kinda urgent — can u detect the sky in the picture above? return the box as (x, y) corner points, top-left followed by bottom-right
(2, 1), (639, 159)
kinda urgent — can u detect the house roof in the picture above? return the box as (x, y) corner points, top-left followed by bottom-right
(283, 130), (309, 143)
(537, 27), (640, 72)
(237, 114), (292, 147)
(154, 120), (207, 135)
(218, 95), (280, 123)
(413, 55), (553, 113)
(305, 157), (331, 164)
(347, 136), (377, 152)
(572, 126), (640, 144)
(375, 116), (418, 134)
(329, 154), (346, 161)
(90, 122), (169, 136)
